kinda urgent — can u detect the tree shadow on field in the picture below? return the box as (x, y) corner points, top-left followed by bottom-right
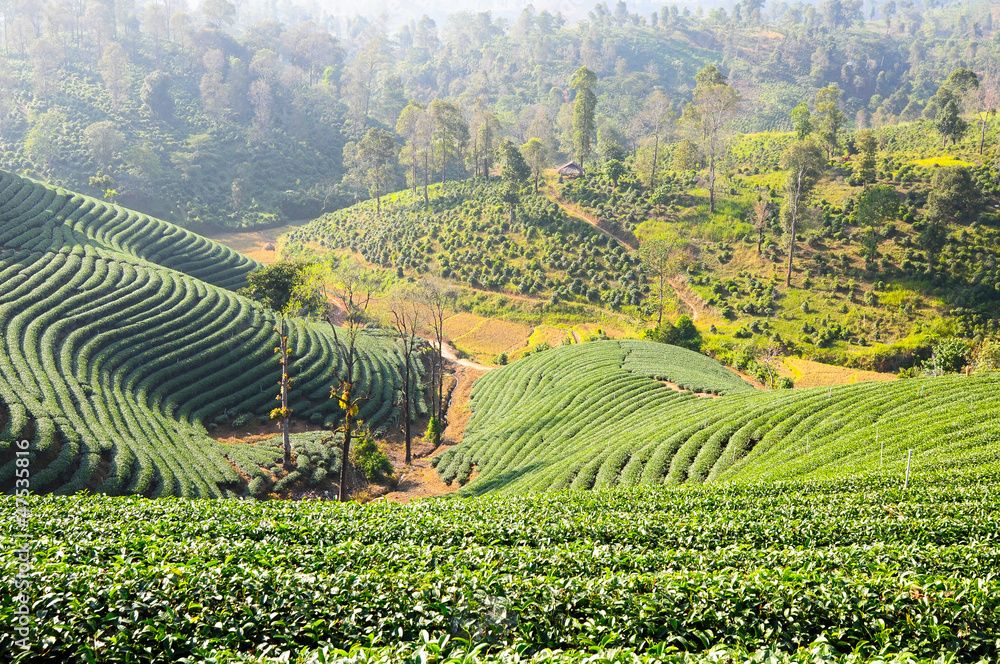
(459, 462), (546, 497)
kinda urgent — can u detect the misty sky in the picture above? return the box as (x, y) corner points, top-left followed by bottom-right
(309, 0), (694, 28)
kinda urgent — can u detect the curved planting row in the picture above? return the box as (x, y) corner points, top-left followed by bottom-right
(0, 169), (256, 289)
(0, 173), (417, 498)
(437, 340), (1000, 494)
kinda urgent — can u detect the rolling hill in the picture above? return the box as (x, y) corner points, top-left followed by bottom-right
(436, 340), (1000, 494)
(0, 169), (415, 498)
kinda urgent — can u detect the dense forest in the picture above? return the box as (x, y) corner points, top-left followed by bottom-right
(0, 0), (997, 228)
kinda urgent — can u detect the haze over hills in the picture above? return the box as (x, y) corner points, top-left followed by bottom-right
(4, 0), (1000, 661)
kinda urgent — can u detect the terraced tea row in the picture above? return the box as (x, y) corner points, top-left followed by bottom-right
(0, 170), (256, 289)
(437, 340), (1000, 494)
(3, 474), (998, 662)
(0, 171), (416, 498)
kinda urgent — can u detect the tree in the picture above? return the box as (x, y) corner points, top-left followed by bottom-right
(855, 184), (899, 268)
(604, 159), (626, 189)
(934, 94), (968, 148)
(854, 130), (878, 184)
(24, 110), (65, 168)
(386, 283), (423, 464)
(570, 66), (598, 171)
(397, 101), (426, 195)
(925, 166), (979, 224)
(99, 42), (131, 110)
(925, 338), (970, 375)
(682, 64), (740, 213)
(521, 137), (547, 192)
(239, 261), (321, 469)
(751, 196), (770, 255)
(758, 341), (784, 389)
(643, 314), (701, 351)
(471, 99), (501, 179)
(932, 68), (977, 147)
(323, 260), (379, 502)
(814, 85), (845, 158)
(497, 138), (530, 223)
(202, 0), (235, 28)
(639, 90), (673, 190)
(790, 102), (812, 140)
(972, 73), (1000, 155)
(419, 279), (457, 425)
(430, 98), (468, 184)
(140, 70), (173, 120)
(356, 127), (398, 214)
(83, 121), (124, 170)
(780, 140), (825, 286)
(345, 37), (384, 130)
(639, 235), (688, 325)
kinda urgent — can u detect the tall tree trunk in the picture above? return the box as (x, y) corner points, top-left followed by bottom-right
(980, 118), (987, 155)
(279, 317), (292, 468)
(650, 132), (659, 190)
(657, 275), (665, 325)
(339, 417), (351, 502)
(436, 330), (444, 421)
(708, 152), (716, 213)
(403, 359), (412, 464)
(423, 149), (429, 205)
(786, 177), (801, 287)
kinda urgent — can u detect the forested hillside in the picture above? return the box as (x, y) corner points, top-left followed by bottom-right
(1, 0), (997, 229)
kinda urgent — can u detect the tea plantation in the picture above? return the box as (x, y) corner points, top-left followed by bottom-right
(437, 340), (1000, 494)
(3, 472), (999, 662)
(0, 170), (414, 498)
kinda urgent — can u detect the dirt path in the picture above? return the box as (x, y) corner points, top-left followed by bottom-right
(668, 277), (713, 322)
(381, 363), (488, 503)
(546, 186), (639, 251)
(435, 339), (495, 371)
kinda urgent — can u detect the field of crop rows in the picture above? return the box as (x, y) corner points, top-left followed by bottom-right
(287, 181), (647, 308)
(3, 471), (999, 662)
(437, 340), (1000, 494)
(0, 170), (416, 498)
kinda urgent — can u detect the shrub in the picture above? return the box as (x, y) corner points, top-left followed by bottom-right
(976, 340), (1000, 372)
(351, 433), (393, 480)
(426, 416), (443, 447)
(924, 337), (970, 375)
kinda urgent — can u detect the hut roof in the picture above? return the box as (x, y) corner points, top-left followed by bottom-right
(557, 161), (584, 176)
(263, 242), (276, 251)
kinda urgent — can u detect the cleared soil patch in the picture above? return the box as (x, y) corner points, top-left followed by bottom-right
(657, 380), (721, 398)
(447, 315), (534, 361)
(783, 357), (897, 388)
(202, 223), (303, 264)
(381, 364), (488, 503)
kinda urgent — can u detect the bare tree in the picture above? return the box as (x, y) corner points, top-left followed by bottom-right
(972, 72), (1000, 155)
(387, 282), (424, 464)
(420, 278), (458, 425)
(239, 262), (321, 469)
(759, 342), (784, 389)
(639, 235), (689, 326)
(639, 90), (674, 190)
(322, 260), (379, 501)
(780, 140), (825, 287)
(751, 195), (770, 255)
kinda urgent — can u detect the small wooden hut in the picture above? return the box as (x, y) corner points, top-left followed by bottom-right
(557, 161), (584, 179)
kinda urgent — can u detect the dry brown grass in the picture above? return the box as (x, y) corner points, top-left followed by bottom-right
(202, 223), (304, 264)
(452, 318), (534, 359)
(782, 357), (897, 388)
